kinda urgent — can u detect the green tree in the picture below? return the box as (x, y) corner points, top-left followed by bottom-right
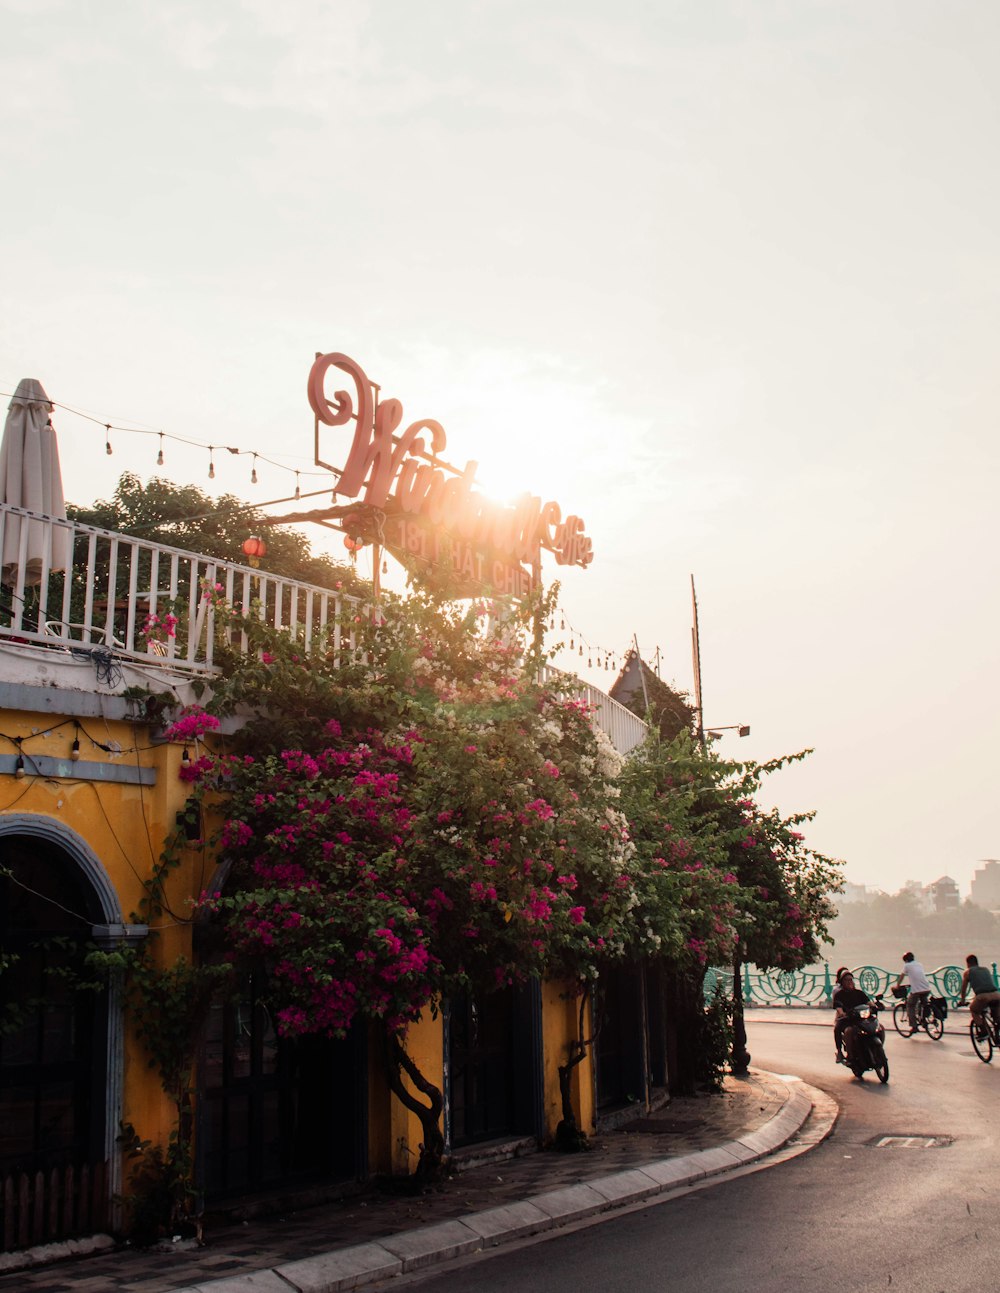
(621, 730), (842, 1091)
(68, 471), (365, 593)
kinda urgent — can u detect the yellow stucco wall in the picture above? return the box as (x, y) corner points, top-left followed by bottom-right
(1, 705), (602, 1181)
(0, 707), (199, 1149)
(541, 979), (595, 1139)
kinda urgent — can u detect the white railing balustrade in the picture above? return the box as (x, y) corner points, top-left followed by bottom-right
(0, 503), (357, 673)
(0, 503), (648, 754)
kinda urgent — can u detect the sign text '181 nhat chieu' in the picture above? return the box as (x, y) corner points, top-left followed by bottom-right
(309, 352), (593, 596)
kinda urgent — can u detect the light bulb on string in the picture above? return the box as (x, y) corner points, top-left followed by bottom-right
(105, 426), (112, 456)
(208, 448), (215, 480)
(578, 644), (584, 657)
(382, 559), (388, 575)
(71, 726), (81, 761)
(156, 433), (164, 467)
(294, 472), (301, 500)
(250, 454), (258, 485)
(569, 637), (574, 650)
(181, 748), (191, 767)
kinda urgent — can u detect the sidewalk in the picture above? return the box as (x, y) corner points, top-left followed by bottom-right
(0, 1068), (832, 1293)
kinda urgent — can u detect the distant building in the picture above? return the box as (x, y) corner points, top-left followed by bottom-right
(838, 881), (873, 906)
(609, 650), (696, 742)
(900, 880), (933, 914)
(970, 860), (1000, 911)
(927, 876), (961, 913)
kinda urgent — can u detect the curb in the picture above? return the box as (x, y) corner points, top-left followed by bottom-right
(169, 1071), (827, 1293)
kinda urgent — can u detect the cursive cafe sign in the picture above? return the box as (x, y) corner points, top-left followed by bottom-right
(308, 352), (593, 594)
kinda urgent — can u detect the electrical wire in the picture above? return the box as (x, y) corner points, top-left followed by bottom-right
(0, 390), (333, 491)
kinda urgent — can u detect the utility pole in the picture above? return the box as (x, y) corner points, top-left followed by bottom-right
(632, 633), (650, 714)
(690, 574), (704, 744)
(691, 574), (750, 1075)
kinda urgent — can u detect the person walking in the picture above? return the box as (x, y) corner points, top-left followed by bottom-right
(895, 951), (931, 1032)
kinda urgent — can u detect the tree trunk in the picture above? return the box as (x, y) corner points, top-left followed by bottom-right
(380, 1029), (446, 1183)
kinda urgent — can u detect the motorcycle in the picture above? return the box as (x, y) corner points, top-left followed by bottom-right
(844, 994), (889, 1083)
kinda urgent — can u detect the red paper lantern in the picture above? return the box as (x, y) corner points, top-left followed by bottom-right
(242, 536), (268, 560)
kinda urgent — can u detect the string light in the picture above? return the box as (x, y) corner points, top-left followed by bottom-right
(14, 740), (25, 779)
(544, 600), (630, 680)
(0, 388), (333, 498)
(181, 748), (191, 767)
(250, 454), (258, 485)
(208, 448), (215, 480)
(294, 472), (301, 500)
(71, 723), (81, 761)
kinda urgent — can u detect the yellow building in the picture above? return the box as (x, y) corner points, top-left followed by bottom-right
(0, 504), (653, 1249)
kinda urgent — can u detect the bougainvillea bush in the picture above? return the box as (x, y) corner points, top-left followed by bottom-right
(168, 585), (841, 1167)
(185, 589), (633, 1175)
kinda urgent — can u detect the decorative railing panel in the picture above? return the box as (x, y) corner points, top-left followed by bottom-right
(705, 962), (985, 1007)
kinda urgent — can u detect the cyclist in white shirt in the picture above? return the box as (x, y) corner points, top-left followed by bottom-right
(895, 951), (932, 1031)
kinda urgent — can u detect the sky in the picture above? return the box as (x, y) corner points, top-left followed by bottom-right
(2, 0), (998, 896)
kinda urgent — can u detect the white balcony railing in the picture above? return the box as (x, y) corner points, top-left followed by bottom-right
(0, 502), (357, 673)
(0, 502), (648, 753)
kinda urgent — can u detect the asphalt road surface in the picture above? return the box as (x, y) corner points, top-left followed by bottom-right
(403, 1013), (1000, 1293)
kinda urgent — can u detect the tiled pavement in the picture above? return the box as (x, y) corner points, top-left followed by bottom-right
(0, 1063), (833, 1293)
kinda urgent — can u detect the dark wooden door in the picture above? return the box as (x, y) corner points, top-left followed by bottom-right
(200, 969), (363, 1199)
(595, 964), (646, 1111)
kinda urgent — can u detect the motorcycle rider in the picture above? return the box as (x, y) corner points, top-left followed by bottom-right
(958, 954), (1000, 1037)
(895, 951), (932, 1031)
(832, 967), (851, 1062)
(834, 971), (871, 1065)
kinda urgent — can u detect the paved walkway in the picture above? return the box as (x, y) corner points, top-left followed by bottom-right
(0, 1067), (833, 1293)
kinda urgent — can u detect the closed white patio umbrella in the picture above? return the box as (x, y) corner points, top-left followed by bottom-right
(0, 379), (72, 585)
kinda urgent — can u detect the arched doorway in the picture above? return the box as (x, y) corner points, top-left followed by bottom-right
(0, 816), (121, 1243)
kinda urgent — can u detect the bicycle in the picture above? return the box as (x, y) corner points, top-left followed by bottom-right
(966, 1002), (1000, 1063)
(890, 986), (945, 1041)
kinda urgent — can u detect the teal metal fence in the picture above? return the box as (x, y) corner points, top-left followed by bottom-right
(703, 962), (995, 1008)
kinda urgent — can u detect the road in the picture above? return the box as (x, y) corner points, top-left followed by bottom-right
(404, 1013), (999, 1292)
